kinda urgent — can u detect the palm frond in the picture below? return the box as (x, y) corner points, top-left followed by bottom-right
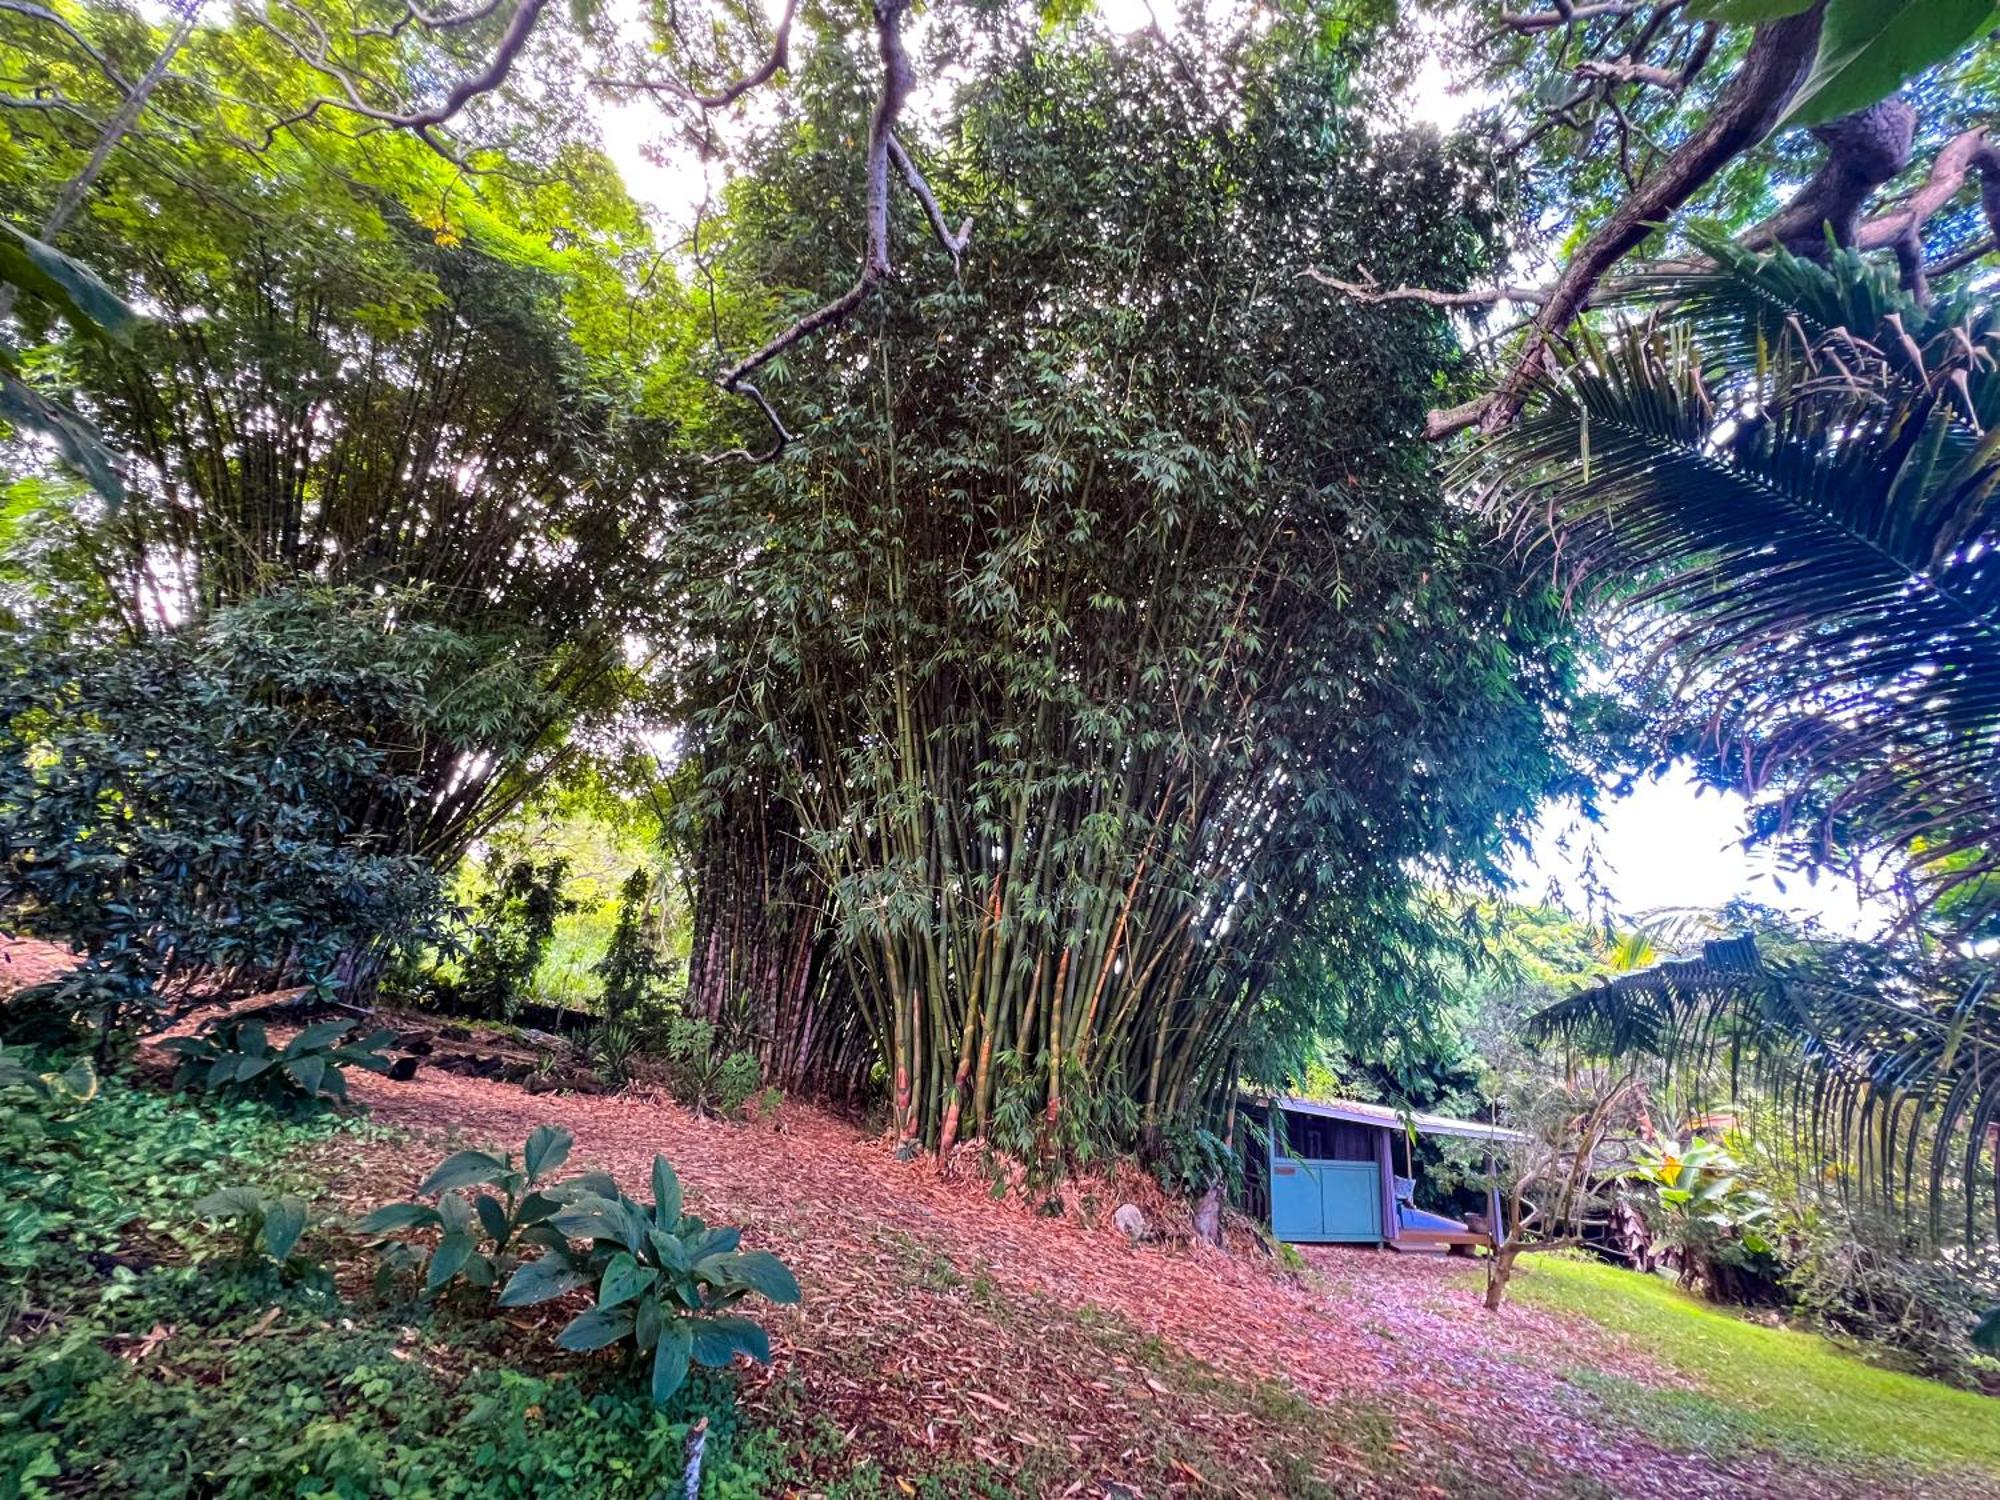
(1529, 939), (2000, 1246)
(1483, 242), (2000, 932)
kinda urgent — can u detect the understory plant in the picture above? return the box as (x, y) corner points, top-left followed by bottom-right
(0, 589), (459, 1041)
(164, 1019), (395, 1116)
(499, 1154), (800, 1406)
(191, 1184), (310, 1268)
(360, 1124), (582, 1295)
(662, 1016), (761, 1118)
(1630, 1133), (1777, 1297)
(453, 855), (575, 1020)
(1784, 1204), (2000, 1389)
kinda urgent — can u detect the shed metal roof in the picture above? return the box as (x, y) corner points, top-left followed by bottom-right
(1266, 1094), (1526, 1145)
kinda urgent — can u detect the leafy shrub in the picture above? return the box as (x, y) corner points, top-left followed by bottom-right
(662, 1016), (763, 1118)
(360, 1124), (584, 1295)
(1784, 1205), (2000, 1388)
(191, 1184), (310, 1267)
(0, 1069), (337, 1309)
(1150, 1120), (1243, 1201)
(1630, 1134), (1778, 1297)
(0, 1084), (786, 1495)
(452, 855), (576, 1019)
(585, 1018), (643, 1090)
(0, 1042), (94, 1109)
(500, 1154), (800, 1406)
(0, 589), (458, 1036)
(163, 1018), (395, 1116)
(595, 867), (673, 1028)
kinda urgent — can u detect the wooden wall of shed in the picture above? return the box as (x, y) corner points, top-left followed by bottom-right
(1277, 1112), (1380, 1163)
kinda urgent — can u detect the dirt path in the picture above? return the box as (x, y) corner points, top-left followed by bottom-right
(0, 939), (1916, 1497)
(345, 1066), (1827, 1499)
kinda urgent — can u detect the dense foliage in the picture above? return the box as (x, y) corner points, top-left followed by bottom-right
(0, 1074), (783, 1496)
(1484, 241), (2000, 934)
(165, 1018), (399, 1116)
(0, 0), (688, 871)
(0, 589), (464, 1025)
(676, 14), (1605, 1161)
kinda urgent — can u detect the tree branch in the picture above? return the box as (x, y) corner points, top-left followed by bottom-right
(714, 0), (933, 460)
(591, 0), (799, 109)
(0, 1), (133, 94)
(1574, 59), (1683, 91)
(1853, 128), (1996, 254)
(1299, 266), (1547, 308)
(1443, 7), (1824, 439)
(1499, 1), (1661, 33)
(255, 0), (548, 163)
(887, 133), (971, 269)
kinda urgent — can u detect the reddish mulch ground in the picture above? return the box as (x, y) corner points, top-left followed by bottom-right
(0, 937), (1970, 1498)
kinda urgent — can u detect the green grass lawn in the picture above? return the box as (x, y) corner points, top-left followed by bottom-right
(1503, 1254), (2000, 1475)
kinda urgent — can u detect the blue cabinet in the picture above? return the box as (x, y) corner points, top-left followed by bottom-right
(1268, 1157), (1382, 1243)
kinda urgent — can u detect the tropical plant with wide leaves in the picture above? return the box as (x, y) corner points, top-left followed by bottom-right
(163, 1019), (396, 1117)
(499, 1153), (799, 1406)
(0, 220), (134, 502)
(1528, 935), (2000, 1248)
(1481, 235), (2000, 935)
(359, 1125), (583, 1296)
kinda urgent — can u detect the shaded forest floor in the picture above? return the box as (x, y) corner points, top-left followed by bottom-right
(338, 1047), (1998, 1498)
(6, 938), (1995, 1498)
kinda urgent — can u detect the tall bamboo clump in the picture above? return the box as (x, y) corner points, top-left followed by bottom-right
(678, 18), (1591, 1157)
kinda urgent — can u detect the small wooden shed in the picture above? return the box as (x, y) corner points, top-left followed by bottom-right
(1242, 1095), (1523, 1250)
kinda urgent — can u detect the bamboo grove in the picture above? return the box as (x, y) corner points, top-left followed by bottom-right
(1, 2), (1608, 1158)
(671, 21), (1602, 1159)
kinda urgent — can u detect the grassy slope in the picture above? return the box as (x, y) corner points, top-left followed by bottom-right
(1504, 1255), (2000, 1474)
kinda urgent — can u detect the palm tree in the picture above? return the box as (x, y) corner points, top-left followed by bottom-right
(1480, 236), (2000, 936)
(1527, 934), (2000, 1246)
(1489, 239), (2000, 1250)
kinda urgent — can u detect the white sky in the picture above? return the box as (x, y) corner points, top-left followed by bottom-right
(1509, 770), (1885, 937)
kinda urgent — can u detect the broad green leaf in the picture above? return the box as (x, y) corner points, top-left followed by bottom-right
(427, 1231), (477, 1293)
(554, 1171), (620, 1202)
(0, 222), (139, 342)
(598, 1251), (659, 1310)
(282, 1022), (353, 1057)
(647, 1228), (690, 1275)
(634, 1292), (664, 1352)
(516, 1190), (563, 1227)
(283, 1055), (326, 1098)
(437, 1192), (475, 1235)
(194, 1186), (265, 1218)
(697, 1249), (801, 1304)
(1781, 0), (1998, 130)
(357, 1202), (440, 1235)
(473, 1192), (510, 1243)
(650, 1319), (693, 1407)
(550, 1196), (629, 1245)
(689, 1314), (771, 1368)
(524, 1124), (572, 1182)
(260, 1196), (307, 1261)
(650, 1156), (682, 1228)
(421, 1149), (511, 1196)
(556, 1304), (635, 1352)
(1687, 0), (1816, 19)
(684, 1225), (740, 1260)
(499, 1254), (590, 1307)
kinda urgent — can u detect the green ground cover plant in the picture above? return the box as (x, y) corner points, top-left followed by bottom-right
(0, 1068), (788, 1497)
(1502, 1255), (2000, 1474)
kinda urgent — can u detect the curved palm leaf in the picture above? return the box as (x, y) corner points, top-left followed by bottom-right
(1481, 236), (2000, 932)
(1529, 936), (2000, 1246)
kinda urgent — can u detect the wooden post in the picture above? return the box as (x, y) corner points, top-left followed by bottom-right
(1376, 1125), (1398, 1246)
